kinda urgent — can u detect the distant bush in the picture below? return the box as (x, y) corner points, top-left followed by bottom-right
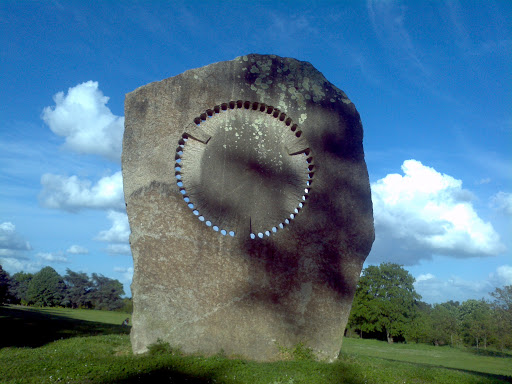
(116, 297), (133, 314)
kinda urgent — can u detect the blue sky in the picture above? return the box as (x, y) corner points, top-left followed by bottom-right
(1, 1), (510, 303)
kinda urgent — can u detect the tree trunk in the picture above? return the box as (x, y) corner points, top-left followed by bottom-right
(386, 330), (393, 344)
(475, 337), (479, 350)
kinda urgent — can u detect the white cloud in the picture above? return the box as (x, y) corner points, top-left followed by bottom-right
(369, 160), (505, 265)
(416, 273), (435, 283)
(36, 252), (68, 263)
(114, 266), (134, 283)
(39, 171), (124, 212)
(367, 0), (429, 77)
(105, 244), (131, 255)
(114, 266), (133, 297)
(66, 245), (89, 254)
(96, 210), (130, 243)
(0, 222), (31, 258)
(0, 257), (41, 274)
(415, 265), (512, 304)
(268, 13), (318, 42)
(41, 81), (124, 162)
(414, 273), (492, 304)
(490, 265), (512, 286)
(491, 191), (512, 215)
(477, 178), (491, 185)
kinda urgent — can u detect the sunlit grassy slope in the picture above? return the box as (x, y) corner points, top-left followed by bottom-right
(342, 337), (512, 378)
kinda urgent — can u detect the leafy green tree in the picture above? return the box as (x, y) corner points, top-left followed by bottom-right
(405, 301), (432, 344)
(26, 266), (66, 307)
(62, 269), (94, 308)
(348, 276), (382, 338)
(459, 299), (494, 349)
(9, 271), (33, 304)
(490, 285), (512, 313)
(489, 285), (512, 350)
(90, 273), (125, 311)
(0, 265), (11, 304)
(348, 263), (421, 343)
(429, 302), (459, 346)
(119, 297), (133, 314)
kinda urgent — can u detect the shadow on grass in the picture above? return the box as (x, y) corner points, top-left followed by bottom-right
(0, 305), (130, 348)
(471, 348), (512, 359)
(104, 355), (370, 384)
(105, 369), (213, 384)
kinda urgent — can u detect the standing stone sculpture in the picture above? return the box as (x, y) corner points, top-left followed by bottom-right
(122, 54), (374, 361)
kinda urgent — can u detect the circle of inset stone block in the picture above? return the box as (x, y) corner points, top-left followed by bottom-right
(175, 101), (314, 238)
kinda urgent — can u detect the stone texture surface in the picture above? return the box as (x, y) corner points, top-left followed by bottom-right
(122, 54), (374, 361)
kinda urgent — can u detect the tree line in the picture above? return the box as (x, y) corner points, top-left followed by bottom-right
(347, 263), (512, 351)
(0, 265), (131, 312)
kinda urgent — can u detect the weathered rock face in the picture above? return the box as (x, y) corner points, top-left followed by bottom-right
(123, 54), (374, 361)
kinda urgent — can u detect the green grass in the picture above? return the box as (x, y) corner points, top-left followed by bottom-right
(342, 337), (512, 377)
(1, 305), (511, 384)
(0, 304), (130, 348)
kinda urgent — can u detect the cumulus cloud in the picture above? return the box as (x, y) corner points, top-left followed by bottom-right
(106, 244), (131, 255)
(0, 222), (31, 257)
(96, 210), (130, 244)
(36, 252), (68, 263)
(66, 245), (89, 254)
(414, 273), (491, 304)
(415, 265), (512, 304)
(41, 81), (124, 162)
(39, 171), (124, 212)
(369, 160), (505, 265)
(491, 191), (512, 215)
(490, 265), (512, 286)
(416, 273), (435, 283)
(114, 266), (134, 283)
(0, 257), (41, 274)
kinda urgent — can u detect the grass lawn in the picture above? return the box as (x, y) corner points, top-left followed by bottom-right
(342, 337), (512, 378)
(0, 305), (130, 348)
(1, 305), (511, 384)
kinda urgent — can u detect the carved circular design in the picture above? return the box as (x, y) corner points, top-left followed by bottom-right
(174, 101), (314, 238)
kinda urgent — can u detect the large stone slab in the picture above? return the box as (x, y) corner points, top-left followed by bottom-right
(122, 54), (374, 361)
